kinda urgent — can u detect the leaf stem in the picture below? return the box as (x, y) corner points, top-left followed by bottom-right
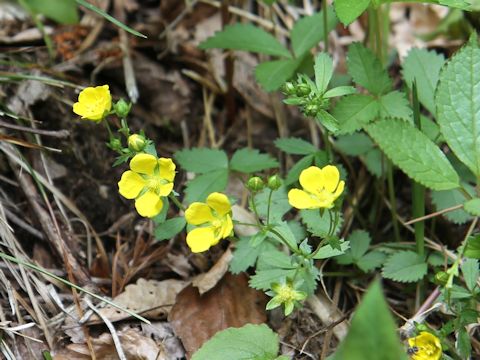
(387, 161), (401, 242)
(266, 189), (274, 226)
(323, 0), (329, 52)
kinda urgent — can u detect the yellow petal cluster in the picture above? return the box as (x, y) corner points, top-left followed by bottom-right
(288, 165), (344, 209)
(73, 85), (112, 122)
(407, 332), (442, 360)
(185, 192), (233, 253)
(118, 153), (175, 218)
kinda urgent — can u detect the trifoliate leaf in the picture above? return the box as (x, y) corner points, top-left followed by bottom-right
(402, 48), (445, 115)
(184, 169), (228, 204)
(347, 43), (392, 95)
(436, 38), (480, 177)
(378, 91), (412, 122)
(334, 0), (371, 26)
(291, 7), (337, 57)
(348, 230), (371, 262)
(191, 324), (281, 360)
(199, 23), (291, 58)
(300, 209), (343, 238)
(314, 52), (334, 94)
(154, 217), (186, 241)
(230, 148), (279, 173)
(174, 148), (228, 173)
(230, 237), (276, 274)
(464, 198), (480, 216)
(333, 94), (379, 134)
(382, 251), (428, 283)
(366, 118), (460, 191)
(335, 132), (374, 156)
(332, 280), (408, 360)
(275, 137), (317, 155)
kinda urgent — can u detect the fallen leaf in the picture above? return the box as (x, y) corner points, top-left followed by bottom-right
(169, 273), (267, 358)
(192, 248), (233, 294)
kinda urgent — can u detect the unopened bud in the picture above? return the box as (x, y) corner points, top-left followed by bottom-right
(433, 271), (449, 286)
(246, 176), (265, 192)
(108, 137), (122, 151)
(296, 83), (311, 97)
(113, 99), (132, 118)
(267, 175), (282, 190)
(283, 82), (296, 95)
(128, 134), (146, 152)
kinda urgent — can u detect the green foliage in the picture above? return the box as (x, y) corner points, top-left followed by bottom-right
(274, 137), (317, 155)
(255, 57), (305, 92)
(436, 37), (480, 177)
(402, 48), (445, 115)
(378, 91), (412, 122)
(230, 148), (279, 173)
(199, 23), (291, 58)
(334, 0), (371, 26)
(174, 148), (228, 173)
(382, 251), (428, 283)
(332, 280), (408, 360)
(230, 237), (276, 274)
(312, 241), (350, 259)
(366, 118), (460, 191)
(314, 52), (334, 94)
(191, 324), (282, 360)
(23, 0), (78, 24)
(431, 187), (474, 224)
(335, 133), (374, 156)
(300, 210), (343, 238)
(464, 235), (480, 259)
(336, 230), (386, 272)
(464, 198), (480, 216)
(347, 43), (392, 95)
(184, 169), (229, 204)
(333, 94), (379, 134)
(460, 258), (478, 292)
(251, 186), (291, 223)
(154, 217), (186, 241)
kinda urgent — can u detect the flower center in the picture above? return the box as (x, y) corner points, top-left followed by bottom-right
(146, 176), (165, 194)
(276, 285), (298, 302)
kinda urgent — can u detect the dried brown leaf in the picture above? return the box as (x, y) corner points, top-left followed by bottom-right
(192, 248), (233, 294)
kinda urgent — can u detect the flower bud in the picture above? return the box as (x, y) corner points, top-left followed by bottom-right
(283, 82), (296, 95)
(296, 83), (311, 97)
(246, 176), (265, 192)
(108, 137), (122, 151)
(128, 134), (146, 152)
(113, 99), (132, 118)
(433, 271), (449, 286)
(267, 175), (282, 190)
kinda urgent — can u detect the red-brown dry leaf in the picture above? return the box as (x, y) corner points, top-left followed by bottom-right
(169, 273), (267, 358)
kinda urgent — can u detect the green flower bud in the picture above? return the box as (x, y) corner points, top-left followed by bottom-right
(246, 176), (265, 192)
(128, 134), (146, 152)
(303, 103), (320, 117)
(416, 323), (429, 332)
(108, 137), (122, 151)
(267, 175), (282, 190)
(433, 271), (449, 286)
(283, 82), (296, 95)
(296, 83), (311, 97)
(113, 99), (132, 118)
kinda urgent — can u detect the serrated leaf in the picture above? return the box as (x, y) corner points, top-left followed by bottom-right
(431, 186), (474, 224)
(347, 43), (392, 95)
(465, 235), (480, 259)
(312, 241), (350, 259)
(199, 23), (291, 58)
(184, 169), (228, 204)
(230, 237), (276, 274)
(378, 91), (412, 122)
(252, 186), (291, 222)
(464, 198), (480, 216)
(274, 137), (316, 155)
(191, 324), (280, 360)
(300, 209), (343, 238)
(154, 217), (186, 241)
(249, 268), (296, 290)
(174, 148), (228, 173)
(333, 94), (379, 135)
(291, 7), (337, 57)
(461, 258), (478, 292)
(24, 0), (78, 24)
(257, 248), (293, 270)
(323, 86), (356, 98)
(334, 0), (371, 26)
(436, 39), (480, 177)
(268, 222), (299, 250)
(357, 251), (387, 272)
(314, 52), (334, 94)
(335, 132), (373, 156)
(457, 328), (472, 359)
(230, 148), (278, 173)
(366, 118), (460, 190)
(402, 48), (445, 115)
(332, 280), (408, 360)
(286, 155), (315, 185)
(255, 58), (303, 92)
(382, 251), (428, 283)
(316, 109), (340, 133)
(348, 230), (371, 261)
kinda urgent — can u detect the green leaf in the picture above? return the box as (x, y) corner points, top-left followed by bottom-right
(230, 237), (276, 274)
(250, 268), (296, 290)
(323, 86), (356, 98)
(268, 222), (299, 250)
(274, 137), (316, 155)
(332, 280), (408, 360)
(378, 91), (412, 122)
(457, 327), (472, 359)
(436, 39), (480, 177)
(24, 0), (78, 24)
(300, 209), (343, 238)
(174, 148), (228, 173)
(191, 324), (280, 360)
(316, 109), (340, 133)
(285, 155), (314, 185)
(291, 7), (337, 57)
(312, 241), (350, 259)
(402, 48), (445, 115)
(314, 52), (334, 94)
(252, 186), (291, 222)
(334, 0), (371, 26)
(255, 58), (303, 91)
(348, 230), (371, 261)
(357, 251), (387, 272)
(382, 251), (428, 283)
(464, 198), (480, 216)
(461, 258), (478, 292)
(366, 118), (460, 191)
(465, 235), (480, 259)
(184, 169), (228, 204)
(438, 0), (471, 10)
(154, 217), (186, 241)
(347, 43), (392, 95)
(431, 187), (474, 224)
(364, 148), (385, 178)
(230, 148), (279, 173)
(333, 94), (379, 134)
(335, 132), (374, 156)
(199, 23), (291, 58)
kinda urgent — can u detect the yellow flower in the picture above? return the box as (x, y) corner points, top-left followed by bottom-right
(73, 85), (112, 121)
(407, 332), (442, 360)
(185, 192), (233, 253)
(288, 165), (345, 209)
(118, 153), (175, 218)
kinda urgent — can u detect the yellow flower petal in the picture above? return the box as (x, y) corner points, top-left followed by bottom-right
(185, 202), (215, 225)
(333, 180), (345, 200)
(288, 189), (321, 209)
(186, 226), (216, 253)
(118, 170), (145, 199)
(134, 190), (163, 218)
(158, 182), (174, 197)
(321, 165), (341, 192)
(408, 332), (442, 360)
(78, 87), (98, 103)
(158, 158), (176, 182)
(299, 166), (323, 194)
(73, 85), (111, 121)
(206, 192), (231, 216)
(219, 214), (233, 239)
(130, 153), (157, 175)
(72, 102), (86, 117)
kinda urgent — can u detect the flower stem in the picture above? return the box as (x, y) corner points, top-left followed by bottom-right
(323, 0), (329, 52)
(387, 161), (401, 242)
(266, 189), (274, 226)
(168, 193), (185, 212)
